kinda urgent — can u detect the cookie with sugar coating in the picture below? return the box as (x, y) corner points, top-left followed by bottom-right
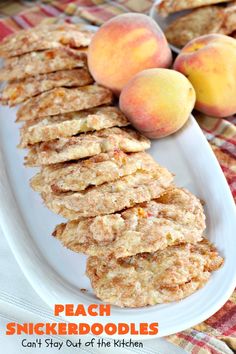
(0, 23), (94, 58)
(42, 167), (173, 220)
(17, 85), (113, 122)
(19, 106), (128, 148)
(165, 6), (225, 48)
(156, 0), (230, 16)
(53, 187), (205, 258)
(1, 68), (93, 106)
(86, 239), (223, 307)
(0, 47), (87, 82)
(30, 151), (156, 193)
(25, 127), (151, 166)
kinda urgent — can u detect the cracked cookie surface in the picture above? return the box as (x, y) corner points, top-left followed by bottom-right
(86, 239), (223, 307)
(43, 167), (173, 220)
(19, 106), (128, 147)
(25, 127), (150, 166)
(53, 187), (205, 258)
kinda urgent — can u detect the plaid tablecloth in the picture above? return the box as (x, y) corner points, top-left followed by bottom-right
(0, 1), (235, 353)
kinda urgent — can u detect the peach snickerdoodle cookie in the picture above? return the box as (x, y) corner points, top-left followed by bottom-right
(53, 187), (205, 258)
(86, 239), (223, 307)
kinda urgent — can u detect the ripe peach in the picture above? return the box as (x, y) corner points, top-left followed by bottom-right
(174, 34), (236, 117)
(88, 13), (172, 94)
(119, 68), (196, 139)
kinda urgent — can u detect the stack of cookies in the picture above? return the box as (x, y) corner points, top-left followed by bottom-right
(156, 0), (236, 48)
(0, 23), (223, 308)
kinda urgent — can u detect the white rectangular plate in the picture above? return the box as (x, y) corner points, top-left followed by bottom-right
(0, 104), (236, 338)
